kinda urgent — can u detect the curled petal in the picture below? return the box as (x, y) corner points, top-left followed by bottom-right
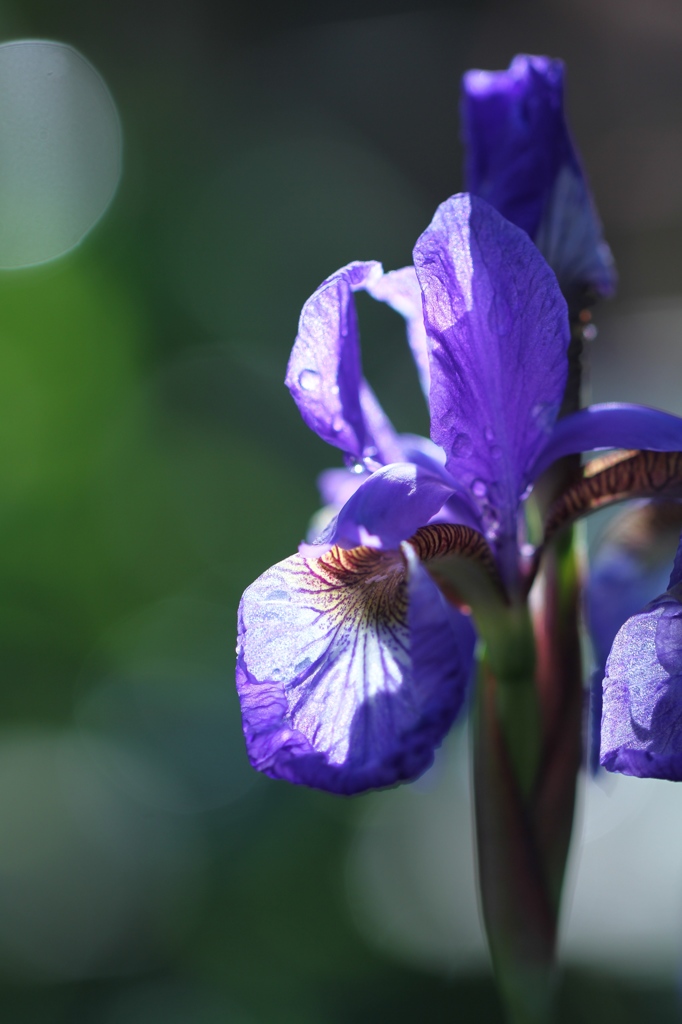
(366, 266), (430, 397)
(601, 579), (682, 780)
(286, 260), (400, 463)
(413, 192), (569, 545)
(531, 403), (682, 480)
(236, 543), (476, 794)
(462, 54), (615, 299)
(305, 462), (481, 554)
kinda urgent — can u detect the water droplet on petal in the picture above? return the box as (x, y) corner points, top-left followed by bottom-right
(531, 402), (556, 433)
(451, 433), (473, 459)
(299, 369), (321, 392)
(350, 462), (364, 475)
(486, 523), (500, 542)
(472, 479), (487, 498)
(330, 384), (340, 395)
(331, 413), (344, 433)
(491, 445), (502, 460)
(484, 427), (495, 443)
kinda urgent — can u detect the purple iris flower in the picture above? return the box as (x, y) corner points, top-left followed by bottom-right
(600, 517), (682, 779)
(235, 192), (682, 796)
(462, 54), (615, 304)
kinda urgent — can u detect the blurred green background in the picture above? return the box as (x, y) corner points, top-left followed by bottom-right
(1, 0), (682, 1021)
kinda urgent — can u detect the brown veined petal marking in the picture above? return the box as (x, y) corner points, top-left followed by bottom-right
(409, 523), (500, 578)
(543, 450), (682, 546)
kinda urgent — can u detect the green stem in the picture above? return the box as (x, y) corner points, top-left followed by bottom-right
(471, 532), (584, 1024)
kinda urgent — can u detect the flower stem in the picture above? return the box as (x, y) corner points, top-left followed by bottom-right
(472, 529), (583, 1024)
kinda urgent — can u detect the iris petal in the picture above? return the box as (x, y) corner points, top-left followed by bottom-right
(531, 403), (682, 480)
(285, 260), (401, 463)
(305, 461), (480, 554)
(586, 504), (682, 772)
(462, 54), (615, 300)
(413, 192), (569, 545)
(601, 577), (682, 780)
(236, 542), (476, 794)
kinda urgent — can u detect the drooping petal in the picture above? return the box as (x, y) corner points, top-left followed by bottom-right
(586, 503), (682, 772)
(531, 403), (682, 480)
(462, 54), (615, 300)
(366, 266), (431, 397)
(236, 542), (476, 794)
(304, 461), (481, 554)
(413, 192), (569, 547)
(600, 554), (682, 780)
(286, 260), (400, 463)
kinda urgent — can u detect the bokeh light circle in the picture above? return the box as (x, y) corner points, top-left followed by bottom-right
(0, 39), (121, 268)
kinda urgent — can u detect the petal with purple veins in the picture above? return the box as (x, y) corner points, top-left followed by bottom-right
(586, 503), (682, 772)
(413, 192), (569, 545)
(462, 54), (615, 299)
(236, 542), (476, 794)
(601, 574), (682, 781)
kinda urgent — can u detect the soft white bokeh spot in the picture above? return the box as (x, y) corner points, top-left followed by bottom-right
(0, 39), (121, 268)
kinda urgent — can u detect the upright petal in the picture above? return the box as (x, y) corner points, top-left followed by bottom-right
(236, 542), (476, 794)
(601, 554), (682, 780)
(413, 193), (569, 546)
(286, 261), (400, 463)
(462, 54), (615, 300)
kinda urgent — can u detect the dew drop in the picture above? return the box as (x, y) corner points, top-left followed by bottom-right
(472, 479), (487, 498)
(531, 402), (556, 432)
(452, 433), (473, 459)
(484, 427), (495, 443)
(331, 413), (344, 433)
(298, 369), (321, 392)
(330, 384), (340, 395)
(350, 462), (365, 475)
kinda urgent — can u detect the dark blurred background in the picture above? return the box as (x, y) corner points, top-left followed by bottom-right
(1, 1), (682, 1021)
